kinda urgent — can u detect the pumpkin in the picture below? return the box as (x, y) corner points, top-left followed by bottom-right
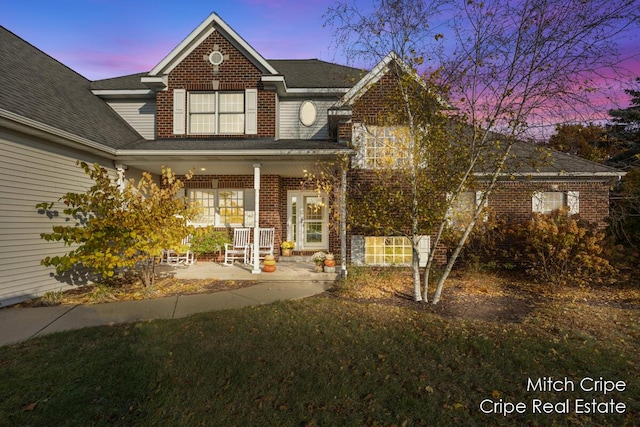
(262, 264), (276, 272)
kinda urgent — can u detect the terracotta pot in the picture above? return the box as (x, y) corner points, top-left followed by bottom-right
(281, 248), (292, 257)
(262, 264), (276, 272)
(324, 259), (336, 267)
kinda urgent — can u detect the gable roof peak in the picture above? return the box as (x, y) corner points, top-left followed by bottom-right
(147, 12), (278, 77)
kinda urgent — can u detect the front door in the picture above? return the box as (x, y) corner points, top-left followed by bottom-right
(287, 191), (328, 251)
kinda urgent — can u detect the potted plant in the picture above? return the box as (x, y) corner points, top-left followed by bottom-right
(310, 252), (326, 272)
(323, 253), (336, 272)
(190, 227), (231, 262)
(280, 241), (295, 256)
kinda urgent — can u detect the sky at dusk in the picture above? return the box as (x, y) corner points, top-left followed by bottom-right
(2, 0), (639, 128)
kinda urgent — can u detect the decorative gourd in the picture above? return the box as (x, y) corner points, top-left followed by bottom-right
(262, 264), (276, 272)
(324, 259), (336, 267)
(263, 259), (276, 266)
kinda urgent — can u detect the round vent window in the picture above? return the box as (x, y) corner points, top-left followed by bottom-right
(299, 101), (317, 127)
(209, 50), (224, 66)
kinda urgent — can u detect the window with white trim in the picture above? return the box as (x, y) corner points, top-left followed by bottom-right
(353, 125), (409, 169)
(447, 191), (487, 229)
(188, 92), (245, 135)
(532, 191), (579, 215)
(365, 236), (412, 265)
(188, 189), (245, 226)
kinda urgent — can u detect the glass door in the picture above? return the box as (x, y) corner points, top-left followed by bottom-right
(287, 191), (328, 250)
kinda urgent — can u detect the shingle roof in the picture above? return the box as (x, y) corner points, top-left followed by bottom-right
(267, 59), (364, 89)
(506, 142), (623, 176)
(90, 73), (149, 91)
(0, 27), (143, 149)
(90, 59), (365, 91)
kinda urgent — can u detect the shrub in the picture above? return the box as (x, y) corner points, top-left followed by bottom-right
(190, 227), (231, 255)
(505, 208), (615, 285)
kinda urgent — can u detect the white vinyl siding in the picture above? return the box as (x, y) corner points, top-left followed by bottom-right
(278, 99), (333, 139)
(106, 99), (156, 139)
(0, 136), (116, 306)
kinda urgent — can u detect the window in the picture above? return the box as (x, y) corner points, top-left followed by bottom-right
(532, 191), (579, 215)
(188, 189), (245, 226)
(354, 124), (409, 168)
(188, 92), (244, 134)
(447, 191), (487, 229)
(218, 190), (244, 226)
(365, 236), (412, 266)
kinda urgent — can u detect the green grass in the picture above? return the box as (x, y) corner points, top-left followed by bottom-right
(0, 296), (638, 426)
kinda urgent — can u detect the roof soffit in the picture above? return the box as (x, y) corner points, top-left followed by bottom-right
(148, 12), (278, 78)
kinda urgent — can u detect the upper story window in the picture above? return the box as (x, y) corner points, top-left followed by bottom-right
(353, 124), (409, 169)
(173, 88), (257, 136)
(189, 92), (244, 134)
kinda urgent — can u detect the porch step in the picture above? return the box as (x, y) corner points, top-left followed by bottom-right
(278, 256), (309, 263)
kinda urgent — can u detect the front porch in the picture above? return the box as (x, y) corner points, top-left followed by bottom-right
(157, 259), (341, 283)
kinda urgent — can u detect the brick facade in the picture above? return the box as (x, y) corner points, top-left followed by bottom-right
(156, 30), (276, 139)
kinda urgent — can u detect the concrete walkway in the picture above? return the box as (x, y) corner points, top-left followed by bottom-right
(0, 261), (338, 347)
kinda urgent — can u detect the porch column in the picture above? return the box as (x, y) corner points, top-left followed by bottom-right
(340, 167), (348, 279)
(252, 163), (261, 274)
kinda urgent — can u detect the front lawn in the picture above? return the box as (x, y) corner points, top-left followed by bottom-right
(0, 270), (638, 426)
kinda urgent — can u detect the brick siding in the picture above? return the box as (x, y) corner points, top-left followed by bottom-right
(156, 30), (276, 139)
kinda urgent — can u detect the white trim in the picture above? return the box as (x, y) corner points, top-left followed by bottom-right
(149, 13), (278, 77)
(91, 89), (155, 98)
(335, 52), (400, 109)
(0, 108), (117, 156)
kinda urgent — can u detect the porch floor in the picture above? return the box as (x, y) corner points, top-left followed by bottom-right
(157, 260), (341, 282)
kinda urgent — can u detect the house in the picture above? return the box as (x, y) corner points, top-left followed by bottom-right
(0, 13), (624, 306)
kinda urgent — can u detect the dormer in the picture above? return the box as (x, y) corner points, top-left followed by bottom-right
(143, 13), (283, 139)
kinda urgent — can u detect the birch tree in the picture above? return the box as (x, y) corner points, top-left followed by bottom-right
(327, 0), (639, 304)
(427, 0), (640, 304)
(325, 0), (470, 301)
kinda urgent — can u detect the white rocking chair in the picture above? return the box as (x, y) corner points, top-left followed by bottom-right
(251, 228), (275, 263)
(223, 228), (250, 265)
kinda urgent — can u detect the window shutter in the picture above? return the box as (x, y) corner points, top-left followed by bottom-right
(418, 235), (431, 267)
(351, 235), (365, 266)
(476, 191), (489, 221)
(245, 88), (258, 135)
(567, 191), (579, 215)
(532, 191), (544, 213)
(445, 192), (454, 226)
(352, 123), (366, 168)
(173, 89), (186, 135)
(244, 189), (255, 211)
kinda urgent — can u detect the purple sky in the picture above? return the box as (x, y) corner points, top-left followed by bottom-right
(2, 0), (639, 124)
(1, 0), (344, 80)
